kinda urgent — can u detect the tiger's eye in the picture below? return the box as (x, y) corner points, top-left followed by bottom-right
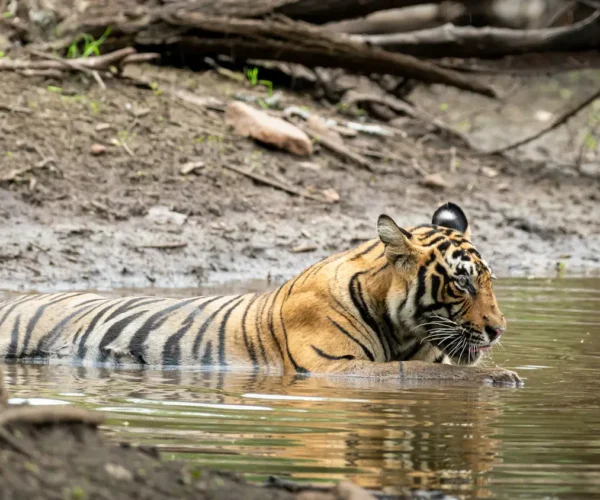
(456, 275), (469, 288)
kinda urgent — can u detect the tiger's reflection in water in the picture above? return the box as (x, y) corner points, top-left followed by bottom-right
(3, 363), (502, 497)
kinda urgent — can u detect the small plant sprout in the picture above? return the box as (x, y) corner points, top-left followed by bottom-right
(245, 67), (274, 97)
(67, 27), (112, 59)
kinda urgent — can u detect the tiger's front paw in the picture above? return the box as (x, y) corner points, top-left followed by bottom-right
(477, 367), (523, 387)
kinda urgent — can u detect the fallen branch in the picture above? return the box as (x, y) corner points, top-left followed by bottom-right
(488, 87), (600, 154)
(159, 12), (496, 97)
(341, 91), (473, 148)
(0, 49), (160, 88)
(0, 104), (33, 114)
(297, 123), (375, 172)
(354, 10), (600, 58)
(0, 159), (56, 183)
(222, 164), (330, 203)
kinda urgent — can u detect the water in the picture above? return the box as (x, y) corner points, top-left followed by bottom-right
(2, 278), (600, 499)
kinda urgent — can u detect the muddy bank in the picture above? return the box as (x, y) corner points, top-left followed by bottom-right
(0, 401), (445, 500)
(1, 66), (599, 292)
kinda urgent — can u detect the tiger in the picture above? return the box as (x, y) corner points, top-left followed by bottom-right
(0, 202), (522, 386)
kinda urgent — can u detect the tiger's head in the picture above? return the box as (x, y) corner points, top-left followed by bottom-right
(377, 202), (505, 366)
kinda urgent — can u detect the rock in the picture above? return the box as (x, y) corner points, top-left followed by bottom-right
(104, 463), (133, 482)
(90, 144), (106, 156)
(497, 182), (510, 192)
(180, 161), (205, 175)
(580, 162), (600, 179)
(226, 101), (312, 156)
(95, 123), (112, 132)
(481, 166), (499, 178)
(296, 161), (322, 171)
(322, 188), (340, 203)
(422, 173), (447, 189)
(146, 206), (187, 226)
(289, 244), (317, 253)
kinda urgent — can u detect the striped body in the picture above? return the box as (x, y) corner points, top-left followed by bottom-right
(0, 237), (445, 370)
(0, 203), (521, 385)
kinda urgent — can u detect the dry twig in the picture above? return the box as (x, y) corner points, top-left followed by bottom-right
(489, 87), (600, 154)
(222, 164), (330, 203)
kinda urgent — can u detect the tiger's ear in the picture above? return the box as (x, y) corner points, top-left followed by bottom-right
(377, 214), (418, 267)
(432, 202), (471, 240)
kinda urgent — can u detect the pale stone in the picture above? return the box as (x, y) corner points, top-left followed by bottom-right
(226, 101), (312, 156)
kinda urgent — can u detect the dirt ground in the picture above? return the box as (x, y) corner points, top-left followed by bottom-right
(1, 63), (599, 293)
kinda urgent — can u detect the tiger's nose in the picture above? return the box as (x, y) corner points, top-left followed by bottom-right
(485, 325), (504, 343)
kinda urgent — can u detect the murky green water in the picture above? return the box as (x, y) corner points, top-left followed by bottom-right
(2, 278), (600, 499)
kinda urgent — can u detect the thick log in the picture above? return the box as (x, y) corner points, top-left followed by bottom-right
(150, 13), (496, 97)
(78, 0), (451, 25)
(354, 10), (600, 58)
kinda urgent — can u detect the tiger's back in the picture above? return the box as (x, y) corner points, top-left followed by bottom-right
(0, 291), (281, 369)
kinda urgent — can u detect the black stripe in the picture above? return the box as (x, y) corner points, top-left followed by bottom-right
(348, 272), (379, 335)
(162, 296), (222, 366)
(434, 353), (445, 363)
(431, 274), (441, 303)
(328, 317), (375, 361)
(312, 345), (355, 361)
(266, 287), (285, 363)
(415, 253), (436, 315)
(0, 296), (41, 357)
(350, 240), (380, 261)
(369, 262), (390, 277)
(105, 297), (163, 323)
(253, 293), (270, 366)
(77, 301), (121, 359)
(72, 326), (85, 347)
(22, 293), (84, 352)
(35, 297), (107, 356)
(241, 294), (260, 369)
(399, 340), (422, 361)
(218, 297), (247, 367)
(201, 340), (213, 366)
(452, 249), (464, 259)
(330, 294), (375, 348)
(278, 304), (309, 374)
(436, 240), (451, 254)
(98, 310), (147, 363)
(423, 236), (445, 247)
(420, 229), (438, 238)
(434, 263), (451, 282)
(128, 298), (199, 361)
(6, 315), (21, 359)
(300, 248), (351, 286)
(34, 298), (105, 356)
(286, 266), (312, 298)
(192, 296), (241, 359)
(348, 272), (389, 357)
(468, 247), (482, 259)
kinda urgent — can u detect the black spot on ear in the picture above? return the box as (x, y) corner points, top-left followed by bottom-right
(432, 202), (469, 233)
